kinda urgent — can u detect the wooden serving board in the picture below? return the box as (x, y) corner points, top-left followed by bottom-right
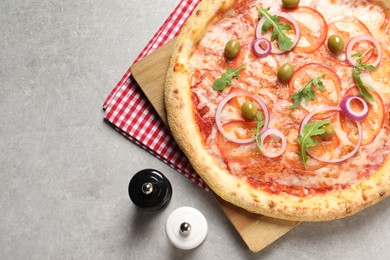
(131, 39), (300, 252)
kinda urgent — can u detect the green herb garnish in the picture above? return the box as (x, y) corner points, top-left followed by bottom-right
(258, 7), (293, 51)
(297, 120), (330, 169)
(212, 64), (246, 91)
(255, 112), (265, 153)
(352, 48), (376, 103)
(289, 73), (326, 109)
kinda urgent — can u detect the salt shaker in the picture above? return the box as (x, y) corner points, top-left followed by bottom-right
(165, 207), (208, 250)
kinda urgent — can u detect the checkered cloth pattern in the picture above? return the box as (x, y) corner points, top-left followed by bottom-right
(103, 0), (207, 189)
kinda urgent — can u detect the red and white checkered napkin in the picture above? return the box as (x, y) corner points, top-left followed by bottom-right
(103, 0), (207, 189)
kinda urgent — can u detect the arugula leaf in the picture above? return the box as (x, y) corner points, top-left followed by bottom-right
(352, 48), (376, 102)
(353, 67), (375, 102)
(297, 120), (330, 169)
(212, 64), (246, 91)
(289, 73), (326, 109)
(258, 7), (293, 51)
(254, 112), (265, 152)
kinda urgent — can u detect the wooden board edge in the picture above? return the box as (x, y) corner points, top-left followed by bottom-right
(214, 194), (300, 252)
(130, 39), (176, 125)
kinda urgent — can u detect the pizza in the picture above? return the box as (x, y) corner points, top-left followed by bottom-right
(164, 0), (390, 221)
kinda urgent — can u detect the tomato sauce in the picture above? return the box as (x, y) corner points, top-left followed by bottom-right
(190, 0), (390, 197)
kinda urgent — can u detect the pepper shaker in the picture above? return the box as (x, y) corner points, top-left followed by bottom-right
(128, 169), (172, 211)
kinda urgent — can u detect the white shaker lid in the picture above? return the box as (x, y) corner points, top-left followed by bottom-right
(165, 207), (208, 250)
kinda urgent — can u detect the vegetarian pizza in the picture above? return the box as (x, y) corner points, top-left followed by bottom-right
(165, 0), (390, 221)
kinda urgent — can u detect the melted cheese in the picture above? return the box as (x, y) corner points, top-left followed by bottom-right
(190, 0), (390, 195)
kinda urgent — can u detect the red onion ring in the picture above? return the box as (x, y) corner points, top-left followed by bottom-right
(256, 11), (301, 54)
(251, 37), (272, 58)
(257, 128), (287, 158)
(251, 37), (272, 57)
(299, 106), (363, 163)
(340, 95), (369, 121)
(345, 35), (382, 67)
(215, 91), (270, 144)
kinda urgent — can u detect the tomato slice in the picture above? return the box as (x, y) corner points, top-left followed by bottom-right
(232, 42), (279, 87)
(281, 124), (326, 172)
(288, 63), (342, 111)
(287, 7), (328, 53)
(223, 120), (256, 139)
(371, 49), (390, 86)
(216, 120), (259, 165)
(339, 87), (385, 146)
(216, 121), (281, 176)
(319, 16), (374, 66)
(282, 111), (351, 171)
(308, 134), (340, 158)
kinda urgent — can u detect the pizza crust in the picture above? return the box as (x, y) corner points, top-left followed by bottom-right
(165, 0), (390, 221)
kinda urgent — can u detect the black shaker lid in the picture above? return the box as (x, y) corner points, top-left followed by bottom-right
(129, 169), (172, 211)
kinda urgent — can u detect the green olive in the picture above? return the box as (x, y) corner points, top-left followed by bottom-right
(319, 123), (335, 141)
(224, 39), (241, 59)
(241, 101), (258, 120)
(282, 0), (300, 8)
(277, 63), (295, 83)
(327, 35), (344, 55)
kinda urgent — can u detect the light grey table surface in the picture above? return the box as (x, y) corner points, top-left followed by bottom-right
(1, 0), (389, 259)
